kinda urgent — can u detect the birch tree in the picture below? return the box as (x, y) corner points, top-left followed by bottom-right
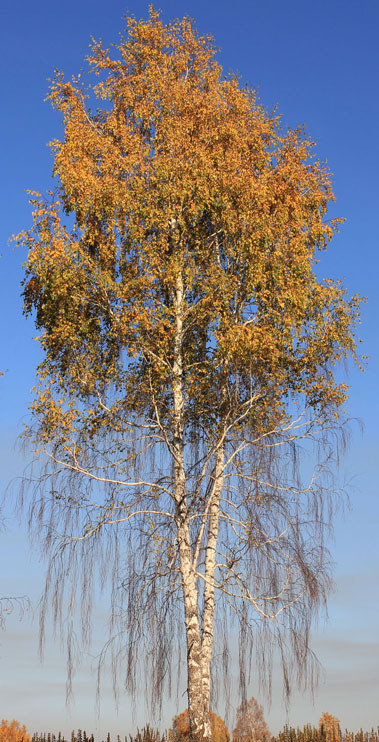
(16, 8), (363, 742)
(232, 697), (270, 742)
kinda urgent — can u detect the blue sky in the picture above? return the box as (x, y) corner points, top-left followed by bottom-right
(1, 0), (378, 737)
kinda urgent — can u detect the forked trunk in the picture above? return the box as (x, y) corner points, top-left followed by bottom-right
(172, 264), (221, 741)
(178, 444), (224, 742)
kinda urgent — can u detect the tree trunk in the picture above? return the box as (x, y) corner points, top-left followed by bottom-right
(172, 266), (212, 742)
(200, 444), (224, 718)
(178, 522), (212, 742)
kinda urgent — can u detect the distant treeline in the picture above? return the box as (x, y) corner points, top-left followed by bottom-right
(31, 726), (165, 742)
(31, 723), (379, 742)
(274, 726), (379, 742)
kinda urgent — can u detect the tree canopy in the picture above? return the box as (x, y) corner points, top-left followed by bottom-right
(20, 9), (361, 439)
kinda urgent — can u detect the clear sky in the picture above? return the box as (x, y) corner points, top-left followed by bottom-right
(1, 0), (378, 738)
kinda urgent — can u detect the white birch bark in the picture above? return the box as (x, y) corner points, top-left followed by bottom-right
(200, 444), (224, 713)
(172, 266), (213, 742)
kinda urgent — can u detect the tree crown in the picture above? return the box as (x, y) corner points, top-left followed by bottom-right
(18, 7), (363, 451)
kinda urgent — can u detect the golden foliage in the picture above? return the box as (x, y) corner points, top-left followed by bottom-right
(319, 713), (341, 742)
(232, 697), (271, 742)
(170, 709), (229, 742)
(15, 7), (364, 457)
(0, 719), (31, 742)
